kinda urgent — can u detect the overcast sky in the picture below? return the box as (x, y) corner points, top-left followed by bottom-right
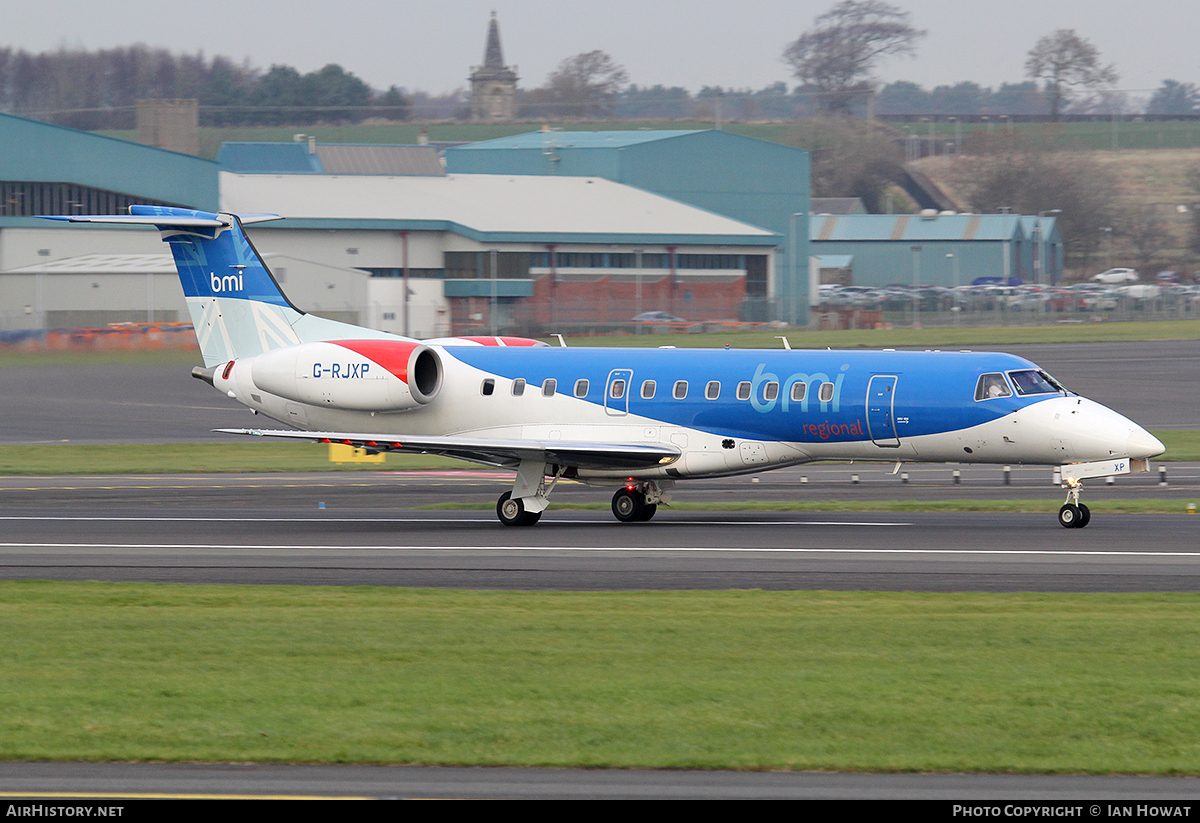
(3, 0), (1195, 99)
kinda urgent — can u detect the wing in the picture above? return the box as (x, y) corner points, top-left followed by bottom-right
(216, 427), (680, 471)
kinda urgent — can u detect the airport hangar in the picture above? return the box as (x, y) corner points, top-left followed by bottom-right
(1, 115), (781, 337)
(1, 113), (1062, 337)
(809, 212), (1064, 288)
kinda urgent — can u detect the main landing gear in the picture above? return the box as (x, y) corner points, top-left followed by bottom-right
(495, 458), (557, 527)
(611, 480), (672, 523)
(612, 488), (656, 522)
(497, 491), (542, 527)
(494, 464), (673, 527)
(1058, 477), (1092, 529)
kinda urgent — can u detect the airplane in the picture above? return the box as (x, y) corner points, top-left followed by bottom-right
(42, 205), (1165, 529)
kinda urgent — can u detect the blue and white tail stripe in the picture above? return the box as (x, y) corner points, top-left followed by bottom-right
(43, 206), (406, 366)
(126, 206), (295, 309)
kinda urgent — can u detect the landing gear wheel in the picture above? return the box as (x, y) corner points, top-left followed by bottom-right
(497, 492), (540, 527)
(638, 503), (658, 522)
(1076, 503), (1091, 528)
(1058, 504), (1082, 529)
(612, 488), (646, 522)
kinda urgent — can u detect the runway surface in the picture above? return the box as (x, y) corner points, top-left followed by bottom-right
(2, 465), (1197, 591)
(4, 762), (1200, 800)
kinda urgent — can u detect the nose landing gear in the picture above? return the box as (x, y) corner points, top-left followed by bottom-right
(1058, 477), (1092, 529)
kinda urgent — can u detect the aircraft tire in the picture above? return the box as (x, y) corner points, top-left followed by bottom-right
(497, 492), (539, 527)
(638, 503), (658, 521)
(612, 488), (645, 522)
(1058, 504), (1082, 529)
(1077, 503), (1091, 528)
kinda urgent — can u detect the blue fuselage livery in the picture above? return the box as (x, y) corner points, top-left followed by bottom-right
(443, 347), (1040, 445)
(41, 206), (1165, 529)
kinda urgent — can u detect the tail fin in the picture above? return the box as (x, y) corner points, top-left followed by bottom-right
(43, 206), (402, 366)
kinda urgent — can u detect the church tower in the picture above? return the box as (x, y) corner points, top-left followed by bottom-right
(469, 12), (519, 121)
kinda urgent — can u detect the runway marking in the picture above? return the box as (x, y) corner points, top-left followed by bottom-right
(0, 515), (909, 527)
(3, 542), (1200, 558)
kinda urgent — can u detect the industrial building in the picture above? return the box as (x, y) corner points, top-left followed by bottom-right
(445, 129), (811, 322)
(0, 114), (781, 336)
(220, 169), (779, 336)
(809, 212), (1063, 288)
(3, 109), (1067, 338)
(0, 112), (217, 218)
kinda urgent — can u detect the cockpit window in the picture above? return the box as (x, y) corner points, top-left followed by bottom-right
(1008, 369), (1065, 396)
(974, 372), (1012, 401)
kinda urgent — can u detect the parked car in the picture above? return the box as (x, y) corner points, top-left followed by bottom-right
(1115, 284), (1160, 300)
(631, 311), (686, 323)
(1066, 283), (1118, 310)
(1092, 267), (1139, 284)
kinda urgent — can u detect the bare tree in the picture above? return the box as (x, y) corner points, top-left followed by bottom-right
(967, 136), (1120, 268)
(532, 51), (629, 118)
(782, 0), (924, 115)
(1122, 205), (1172, 273)
(1024, 29), (1118, 120)
(1147, 80), (1200, 115)
(786, 118), (904, 212)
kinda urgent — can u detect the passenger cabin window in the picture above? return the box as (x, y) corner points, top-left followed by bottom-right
(574, 379), (589, 398)
(764, 382), (779, 401)
(818, 382), (835, 403)
(673, 380), (688, 400)
(1009, 369), (1064, 396)
(481, 378), (495, 396)
(542, 378), (557, 397)
(706, 381), (721, 400)
(511, 378), (525, 397)
(641, 380), (656, 399)
(736, 381), (752, 401)
(610, 379), (626, 399)
(790, 382), (806, 402)
(974, 373), (1012, 401)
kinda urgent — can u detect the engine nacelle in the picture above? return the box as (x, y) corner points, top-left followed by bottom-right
(218, 340), (442, 412)
(424, 335), (549, 348)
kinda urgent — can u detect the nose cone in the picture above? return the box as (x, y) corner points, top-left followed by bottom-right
(1127, 426), (1165, 460)
(1022, 396), (1164, 463)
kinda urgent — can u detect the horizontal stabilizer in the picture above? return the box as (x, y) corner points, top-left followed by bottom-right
(215, 427), (681, 471)
(40, 215), (225, 227)
(39, 212), (281, 228)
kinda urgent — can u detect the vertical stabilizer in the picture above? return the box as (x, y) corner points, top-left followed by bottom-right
(42, 206), (404, 366)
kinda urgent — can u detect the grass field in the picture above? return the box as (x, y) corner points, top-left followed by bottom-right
(561, 319), (1200, 349)
(2, 582), (1198, 772)
(0, 442), (462, 475)
(0, 429), (1193, 475)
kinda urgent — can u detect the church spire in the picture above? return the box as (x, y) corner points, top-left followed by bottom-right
(483, 11), (506, 70)
(469, 12), (518, 121)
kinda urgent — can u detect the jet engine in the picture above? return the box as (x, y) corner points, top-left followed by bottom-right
(216, 339), (442, 412)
